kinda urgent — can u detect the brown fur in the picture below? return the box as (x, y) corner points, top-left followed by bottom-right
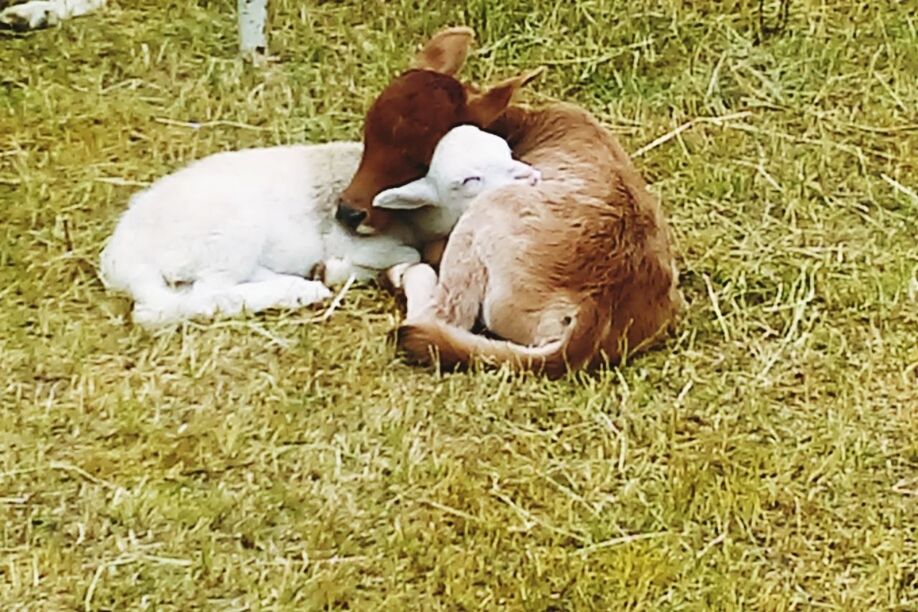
(340, 28), (685, 378)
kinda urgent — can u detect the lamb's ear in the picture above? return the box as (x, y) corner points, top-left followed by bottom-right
(411, 26), (475, 76)
(509, 160), (538, 181)
(467, 67), (545, 126)
(373, 177), (439, 210)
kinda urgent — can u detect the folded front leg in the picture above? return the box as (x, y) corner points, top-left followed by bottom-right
(387, 263), (439, 320)
(229, 271), (332, 313)
(345, 235), (421, 270)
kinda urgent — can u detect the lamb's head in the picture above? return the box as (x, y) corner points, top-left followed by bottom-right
(372, 125), (540, 217)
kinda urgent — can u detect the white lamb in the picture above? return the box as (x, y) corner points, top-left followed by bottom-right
(99, 126), (538, 328)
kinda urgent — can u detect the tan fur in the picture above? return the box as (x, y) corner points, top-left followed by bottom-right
(344, 28), (685, 377)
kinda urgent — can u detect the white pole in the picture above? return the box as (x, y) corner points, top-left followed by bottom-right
(238, 0), (267, 58)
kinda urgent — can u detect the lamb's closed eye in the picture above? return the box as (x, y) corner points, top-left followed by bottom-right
(450, 175), (485, 198)
(450, 176), (482, 190)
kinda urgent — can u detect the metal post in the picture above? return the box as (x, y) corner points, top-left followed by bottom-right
(238, 0), (267, 58)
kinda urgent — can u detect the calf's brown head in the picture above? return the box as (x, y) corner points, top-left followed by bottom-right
(337, 26), (542, 234)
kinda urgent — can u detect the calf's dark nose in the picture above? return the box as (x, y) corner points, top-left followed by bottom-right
(336, 202), (367, 229)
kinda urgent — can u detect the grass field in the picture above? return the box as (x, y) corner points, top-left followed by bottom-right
(1, 0), (916, 609)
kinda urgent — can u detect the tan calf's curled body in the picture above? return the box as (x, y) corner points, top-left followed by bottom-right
(397, 104), (684, 377)
(339, 27), (685, 377)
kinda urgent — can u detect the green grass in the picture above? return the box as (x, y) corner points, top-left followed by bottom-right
(1, 0), (916, 609)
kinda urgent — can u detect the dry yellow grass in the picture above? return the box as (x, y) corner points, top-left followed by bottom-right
(1, 0), (916, 609)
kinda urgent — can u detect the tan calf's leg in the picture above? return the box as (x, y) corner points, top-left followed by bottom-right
(385, 263), (439, 320)
(402, 264), (439, 320)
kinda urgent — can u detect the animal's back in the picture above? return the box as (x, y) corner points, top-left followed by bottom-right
(446, 104), (682, 365)
(100, 142), (363, 292)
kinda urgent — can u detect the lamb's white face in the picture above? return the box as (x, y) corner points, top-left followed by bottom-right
(372, 125), (540, 213)
(428, 125), (539, 206)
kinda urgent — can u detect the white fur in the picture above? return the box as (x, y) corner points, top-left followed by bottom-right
(373, 125), (540, 240)
(100, 143), (420, 328)
(0, 0), (105, 30)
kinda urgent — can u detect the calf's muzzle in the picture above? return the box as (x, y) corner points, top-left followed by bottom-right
(335, 201), (368, 230)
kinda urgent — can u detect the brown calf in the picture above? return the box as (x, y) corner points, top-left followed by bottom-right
(338, 27), (685, 377)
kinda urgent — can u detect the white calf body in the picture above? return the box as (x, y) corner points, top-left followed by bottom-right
(100, 143), (420, 327)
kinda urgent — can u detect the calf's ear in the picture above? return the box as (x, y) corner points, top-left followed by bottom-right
(373, 177), (439, 210)
(411, 26), (475, 76)
(467, 67), (545, 126)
